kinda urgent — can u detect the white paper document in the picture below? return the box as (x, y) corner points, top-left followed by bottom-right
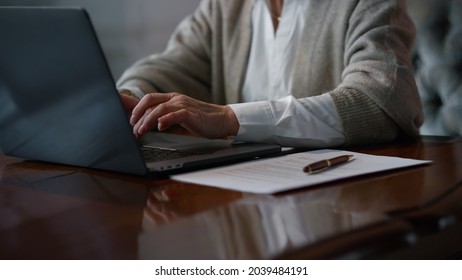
(171, 149), (432, 194)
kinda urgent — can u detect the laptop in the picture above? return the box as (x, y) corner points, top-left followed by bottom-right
(0, 6), (280, 175)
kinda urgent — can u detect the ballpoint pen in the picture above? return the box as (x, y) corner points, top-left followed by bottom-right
(303, 154), (354, 174)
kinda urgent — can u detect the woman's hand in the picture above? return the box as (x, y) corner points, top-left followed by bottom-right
(129, 92), (239, 139)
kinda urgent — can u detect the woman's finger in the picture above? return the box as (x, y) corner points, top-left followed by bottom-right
(130, 93), (173, 126)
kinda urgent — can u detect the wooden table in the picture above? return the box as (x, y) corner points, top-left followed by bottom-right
(1, 136), (462, 259)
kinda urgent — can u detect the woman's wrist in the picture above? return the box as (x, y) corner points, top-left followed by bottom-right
(225, 105), (240, 136)
(119, 89), (141, 100)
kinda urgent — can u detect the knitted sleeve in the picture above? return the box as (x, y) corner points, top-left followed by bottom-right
(330, 0), (423, 145)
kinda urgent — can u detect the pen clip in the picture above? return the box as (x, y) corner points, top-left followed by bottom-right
(306, 165), (330, 174)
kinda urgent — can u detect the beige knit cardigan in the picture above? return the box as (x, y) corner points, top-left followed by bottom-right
(117, 0), (423, 146)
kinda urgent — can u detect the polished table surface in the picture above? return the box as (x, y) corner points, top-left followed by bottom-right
(1, 136), (462, 259)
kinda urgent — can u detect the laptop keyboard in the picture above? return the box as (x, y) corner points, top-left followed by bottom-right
(140, 147), (198, 162)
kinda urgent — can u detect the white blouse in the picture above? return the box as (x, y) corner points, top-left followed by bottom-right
(229, 0), (345, 147)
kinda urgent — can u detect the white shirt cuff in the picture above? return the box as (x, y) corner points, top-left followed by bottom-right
(229, 101), (275, 142)
(228, 95), (345, 147)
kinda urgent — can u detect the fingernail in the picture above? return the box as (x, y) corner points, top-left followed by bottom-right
(138, 125), (145, 135)
(130, 114), (136, 125)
